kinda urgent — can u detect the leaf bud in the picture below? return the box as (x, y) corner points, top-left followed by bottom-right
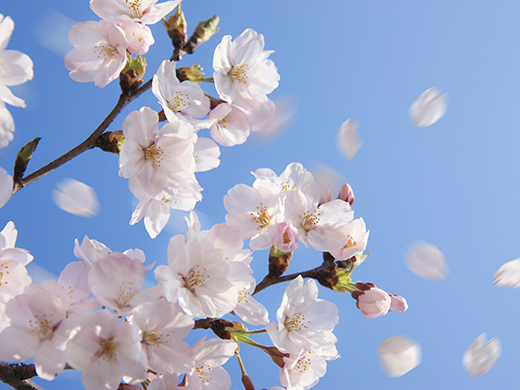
(119, 55), (146, 94)
(13, 137), (41, 181)
(163, 5), (187, 50)
(96, 130), (125, 154)
(185, 15), (220, 54)
(211, 319), (248, 340)
(177, 64), (205, 83)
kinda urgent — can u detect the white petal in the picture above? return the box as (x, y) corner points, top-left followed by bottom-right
(337, 119), (362, 160)
(377, 336), (421, 377)
(409, 87), (447, 127)
(404, 241), (449, 281)
(52, 178), (100, 217)
(493, 259), (520, 288)
(463, 334), (501, 377)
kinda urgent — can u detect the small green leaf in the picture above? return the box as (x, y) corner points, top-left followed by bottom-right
(13, 137), (41, 181)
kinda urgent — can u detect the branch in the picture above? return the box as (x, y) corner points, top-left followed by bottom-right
(253, 254), (337, 295)
(0, 362), (43, 390)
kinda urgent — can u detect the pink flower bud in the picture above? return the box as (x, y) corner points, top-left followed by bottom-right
(353, 286), (391, 319)
(389, 294), (408, 313)
(273, 221), (299, 253)
(338, 183), (355, 206)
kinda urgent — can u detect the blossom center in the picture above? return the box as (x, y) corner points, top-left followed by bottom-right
(184, 264), (208, 292)
(237, 287), (250, 304)
(28, 314), (54, 340)
(284, 313), (309, 331)
(229, 64), (250, 84)
(144, 144), (164, 167)
(342, 235), (357, 249)
(143, 331), (164, 347)
(96, 338), (117, 361)
(250, 202), (272, 227)
(281, 180), (297, 192)
(0, 261), (10, 286)
(195, 364), (213, 384)
(301, 210), (320, 232)
(167, 90), (191, 112)
(115, 281), (139, 309)
(216, 117), (228, 130)
(93, 43), (118, 61)
(295, 351), (312, 373)
(125, 0), (142, 18)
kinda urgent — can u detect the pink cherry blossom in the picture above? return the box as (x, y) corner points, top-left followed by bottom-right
(337, 183), (355, 205)
(65, 20), (129, 87)
(272, 221), (299, 253)
(329, 218), (369, 261)
(389, 294), (408, 313)
(208, 103), (251, 146)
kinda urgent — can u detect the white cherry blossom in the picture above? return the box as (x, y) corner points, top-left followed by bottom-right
(152, 60), (210, 124)
(377, 336), (421, 377)
(213, 28), (280, 110)
(185, 337), (237, 390)
(194, 137), (220, 172)
(266, 276), (339, 352)
(208, 103), (250, 146)
(90, 0), (181, 25)
(64, 20), (128, 87)
(329, 218), (369, 260)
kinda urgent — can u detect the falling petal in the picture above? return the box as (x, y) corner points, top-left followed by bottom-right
(404, 241), (449, 281)
(409, 87), (447, 127)
(463, 334), (501, 377)
(52, 178), (100, 217)
(493, 259), (520, 287)
(377, 336), (421, 377)
(337, 119), (362, 160)
(33, 9), (74, 57)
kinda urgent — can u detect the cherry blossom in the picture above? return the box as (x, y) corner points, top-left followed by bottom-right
(409, 87), (447, 127)
(329, 218), (369, 261)
(119, 19), (154, 55)
(62, 310), (148, 390)
(64, 20), (128, 87)
(90, 0), (181, 25)
(266, 276), (339, 352)
(377, 336), (421, 377)
(337, 182), (355, 206)
(119, 107), (199, 198)
(152, 60), (210, 124)
(52, 178), (100, 217)
(0, 14), (34, 147)
(155, 233), (237, 318)
(272, 221), (299, 253)
(213, 28), (280, 110)
(193, 137), (221, 172)
(463, 333), (501, 377)
(128, 299), (194, 374)
(185, 337), (237, 390)
(208, 103), (251, 146)
(352, 285), (391, 319)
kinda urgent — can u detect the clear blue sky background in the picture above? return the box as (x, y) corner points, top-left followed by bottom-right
(2, 1), (520, 389)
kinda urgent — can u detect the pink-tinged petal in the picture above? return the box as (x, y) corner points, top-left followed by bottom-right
(337, 119), (362, 160)
(33, 340), (66, 380)
(404, 241), (449, 281)
(463, 334), (501, 377)
(493, 258), (520, 288)
(194, 137), (220, 172)
(193, 338), (237, 367)
(409, 87), (447, 127)
(377, 336), (421, 377)
(140, 0), (181, 25)
(0, 105), (14, 148)
(389, 294), (408, 313)
(53, 178), (100, 217)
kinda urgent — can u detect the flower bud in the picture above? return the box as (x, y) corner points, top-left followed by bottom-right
(352, 285), (391, 319)
(185, 15), (220, 54)
(163, 5), (187, 49)
(317, 267), (355, 293)
(389, 293), (408, 313)
(177, 64), (205, 83)
(119, 55), (146, 94)
(95, 130), (125, 154)
(211, 319), (248, 340)
(338, 183), (355, 206)
(273, 221), (299, 253)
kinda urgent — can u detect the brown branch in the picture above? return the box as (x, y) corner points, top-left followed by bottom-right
(253, 255), (337, 296)
(0, 362), (43, 390)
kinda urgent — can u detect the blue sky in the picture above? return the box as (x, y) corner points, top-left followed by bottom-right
(2, 1), (520, 389)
